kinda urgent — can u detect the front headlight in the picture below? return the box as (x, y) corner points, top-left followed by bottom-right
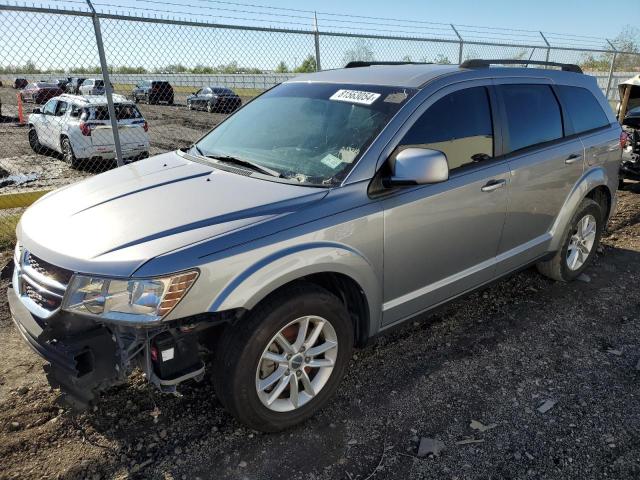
(62, 270), (198, 323)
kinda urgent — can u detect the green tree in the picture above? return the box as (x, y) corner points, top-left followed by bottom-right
(294, 55), (317, 73)
(433, 54), (452, 65)
(342, 40), (374, 66)
(275, 61), (289, 73)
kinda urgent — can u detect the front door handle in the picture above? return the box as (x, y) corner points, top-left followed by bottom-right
(481, 179), (507, 192)
(565, 153), (582, 165)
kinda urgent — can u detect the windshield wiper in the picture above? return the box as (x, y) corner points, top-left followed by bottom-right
(203, 153), (282, 178)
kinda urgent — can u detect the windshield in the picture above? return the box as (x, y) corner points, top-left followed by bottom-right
(194, 82), (415, 186)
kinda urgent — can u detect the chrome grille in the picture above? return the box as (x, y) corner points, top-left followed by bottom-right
(25, 253), (73, 285)
(14, 249), (72, 318)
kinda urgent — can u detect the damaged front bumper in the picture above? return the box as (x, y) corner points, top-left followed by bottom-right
(8, 284), (208, 408)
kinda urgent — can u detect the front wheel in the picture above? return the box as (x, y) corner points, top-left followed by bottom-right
(213, 282), (353, 432)
(28, 128), (42, 153)
(537, 198), (603, 282)
(206, 101), (214, 113)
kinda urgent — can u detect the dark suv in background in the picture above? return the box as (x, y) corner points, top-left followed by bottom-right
(13, 78), (28, 89)
(132, 80), (174, 105)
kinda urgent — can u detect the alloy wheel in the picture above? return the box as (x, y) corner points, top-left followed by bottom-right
(566, 213), (597, 271)
(255, 316), (338, 412)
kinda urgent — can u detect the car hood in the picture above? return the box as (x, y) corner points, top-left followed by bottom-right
(18, 151), (328, 277)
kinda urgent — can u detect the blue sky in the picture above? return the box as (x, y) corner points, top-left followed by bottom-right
(0, 0), (635, 72)
(286, 0), (629, 40)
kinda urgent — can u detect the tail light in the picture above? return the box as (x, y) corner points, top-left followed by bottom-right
(79, 121), (92, 136)
(620, 131), (629, 149)
(143, 120), (148, 132)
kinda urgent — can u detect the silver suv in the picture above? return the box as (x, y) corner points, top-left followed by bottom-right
(8, 60), (622, 431)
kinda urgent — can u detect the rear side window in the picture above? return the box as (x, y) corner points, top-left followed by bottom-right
(399, 86), (494, 171)
(90, 104), (143, 120)
(95, 80), (104, 87)
(555, 85), (610, 134)
(498, 84), (563, 153)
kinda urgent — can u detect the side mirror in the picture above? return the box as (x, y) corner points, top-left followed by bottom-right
(386, 148), (449, 186)
(32, 108), (41, 114)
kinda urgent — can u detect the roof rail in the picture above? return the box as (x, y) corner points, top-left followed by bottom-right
(460, 59), (583, 74)
(345, 61), (433, 68)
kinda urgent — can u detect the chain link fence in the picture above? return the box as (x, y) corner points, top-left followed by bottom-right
(0, 1), (639, 248)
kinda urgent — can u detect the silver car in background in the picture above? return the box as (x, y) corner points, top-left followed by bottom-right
(8, 60), (622, 431)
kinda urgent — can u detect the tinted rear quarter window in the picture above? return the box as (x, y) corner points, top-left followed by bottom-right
(498, 84), (563, 153)
(555, 85), (610, 134)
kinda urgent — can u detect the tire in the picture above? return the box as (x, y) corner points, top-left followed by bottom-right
(213, 282), (353, 432)
(207, 101), (214, 113)
(536, 198), (603, 282)
(187, 100), (192, 111)
(28, 128), (42, 153)
(61, 137), (80, 169)
(167, 98), (174, 106)
(133, 95), (139, 104)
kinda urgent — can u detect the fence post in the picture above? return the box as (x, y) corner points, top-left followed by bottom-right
(314, 12), (321, 71)
(605, 39), (618, 101)
(539, 32), (550, 66)
(451, 24), (463, 64)
(86, 0), (124, 167)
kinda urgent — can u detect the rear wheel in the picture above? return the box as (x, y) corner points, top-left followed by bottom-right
(536, 198), (603, 282)
(213, 282), (353, 432)
(61, 137), (80, 169)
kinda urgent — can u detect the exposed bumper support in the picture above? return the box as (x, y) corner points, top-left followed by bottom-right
(8, 285), (122, 408)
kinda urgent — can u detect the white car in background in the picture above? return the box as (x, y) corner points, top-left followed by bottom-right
(27, 94), (149, 168)
(79, 78), (107, 96)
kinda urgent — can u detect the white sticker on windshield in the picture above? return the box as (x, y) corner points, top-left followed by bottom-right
(330, 89), (381, 105)
(321, 153), (343, 169)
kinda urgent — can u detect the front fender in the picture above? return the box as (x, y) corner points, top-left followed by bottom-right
(548, 166), (611, 251)
(210, 242), (381, 329)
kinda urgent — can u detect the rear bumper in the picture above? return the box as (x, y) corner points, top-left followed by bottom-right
(75, 144), (149, 160)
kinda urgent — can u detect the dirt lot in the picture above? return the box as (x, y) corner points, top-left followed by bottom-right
(0, 182), (638, 479)
(0, 85), (249, 193)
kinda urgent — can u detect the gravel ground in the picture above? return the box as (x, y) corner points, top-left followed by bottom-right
(0, 184), (639, 480)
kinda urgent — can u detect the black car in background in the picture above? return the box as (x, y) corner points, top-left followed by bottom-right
(52, 77), (72, 90)
(65, 77), (86, 94)
(13, 78), (28, 89)
(186, 86), (242, 113)
(131, 80), (174, 105)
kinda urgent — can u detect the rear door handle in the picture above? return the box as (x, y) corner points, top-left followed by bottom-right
(481, 179), (507, 192)
(565, 153), (582, 165)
